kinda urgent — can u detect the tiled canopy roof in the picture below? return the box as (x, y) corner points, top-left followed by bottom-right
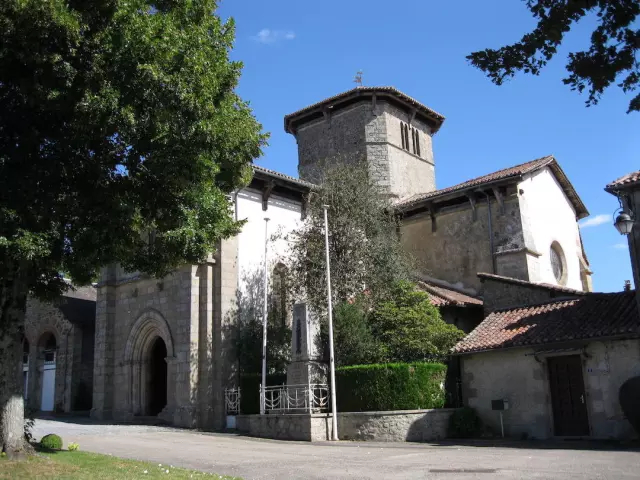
(417, 281), (483, 307)
(605, 171), (640, 192)
(252, 164), (316, 189)
(284, 86), (446, 134)
(395, 155), (589, 219)
(453, 291), (639, 354)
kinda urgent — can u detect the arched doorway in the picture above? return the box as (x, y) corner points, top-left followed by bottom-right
(39, 333), (57, 412)
(146, 337), (167, 416)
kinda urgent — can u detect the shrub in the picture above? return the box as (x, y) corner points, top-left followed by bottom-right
(239, 373), (287, 415)
(448, 407), (482, 438)
(40, 434), (63, 450)
(24, 407), (36, 443)
(336, 362), (447, 412)
(68, 442), (80, 451)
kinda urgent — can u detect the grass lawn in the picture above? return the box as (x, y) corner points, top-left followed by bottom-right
(0, 449), (241, 479)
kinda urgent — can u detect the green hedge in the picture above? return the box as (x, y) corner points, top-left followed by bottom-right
(239, 373), (287, 415)
(335, 362), (447, 412)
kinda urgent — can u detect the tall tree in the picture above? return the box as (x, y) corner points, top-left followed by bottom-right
(467, 0), (640, 113)
(283, 161), (413, 315)
(0, 0), (265, 457)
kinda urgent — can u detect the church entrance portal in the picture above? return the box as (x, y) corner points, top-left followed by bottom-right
(146, 337), (167, 416)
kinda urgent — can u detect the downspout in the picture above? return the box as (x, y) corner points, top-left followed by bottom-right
(482, 191), (496, 274)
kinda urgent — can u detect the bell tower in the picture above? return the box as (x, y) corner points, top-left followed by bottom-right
(284, 86), (445, 200)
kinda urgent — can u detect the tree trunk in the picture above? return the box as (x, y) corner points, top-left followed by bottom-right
(0, 268), (28, 458)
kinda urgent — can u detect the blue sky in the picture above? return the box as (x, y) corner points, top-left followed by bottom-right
(218, 0), (640, 293)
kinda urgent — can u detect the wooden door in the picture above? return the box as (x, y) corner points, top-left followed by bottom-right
(547, 355), (589, 436)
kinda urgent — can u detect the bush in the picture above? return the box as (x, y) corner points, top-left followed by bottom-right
(336, 362), (447, 412)
(24, 407), (36, 443)
(448, 407), (482, 438)
(239, 373), (287, 415)
(68, 442), (80, 451)
(40, 434), (63, 450)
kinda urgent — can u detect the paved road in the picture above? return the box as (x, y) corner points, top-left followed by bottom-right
(33, 419), (640, 480)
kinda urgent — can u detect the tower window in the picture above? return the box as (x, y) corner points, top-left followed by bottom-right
(550, 242), (567, 286)
(399, 121), (421, 157)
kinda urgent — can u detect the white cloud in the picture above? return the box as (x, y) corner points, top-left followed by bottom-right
(252, 29), (296, 44)
(579, 214), (610, 229)
(613, 242), (628, 250)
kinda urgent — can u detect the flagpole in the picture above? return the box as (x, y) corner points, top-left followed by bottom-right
(260, 217), (270, 415)
(323, 205), (338, 440)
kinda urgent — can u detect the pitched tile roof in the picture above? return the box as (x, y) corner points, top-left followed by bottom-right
(252, 164), (317, 189)
(605, 171), (640, 192)
(395, 155), (589, 219)
(453, 291), (639, 354)
(417, 281), (483, 307)
(284, 86), (445, 134)
(477, 273), (587, 297)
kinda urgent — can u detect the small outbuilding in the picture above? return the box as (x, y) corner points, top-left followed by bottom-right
(454, 274), (640, 439)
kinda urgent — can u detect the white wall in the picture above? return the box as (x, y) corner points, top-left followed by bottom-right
(518, 167), (584, 290)
(235, 188), (303, 295)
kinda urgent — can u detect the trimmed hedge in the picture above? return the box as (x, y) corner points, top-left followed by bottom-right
(40, 433), (63, 450)
(336, 362), (447, 412)
(239, 373), (287, 414)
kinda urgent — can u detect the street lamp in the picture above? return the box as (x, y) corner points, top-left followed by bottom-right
(614, 211), (634, 236)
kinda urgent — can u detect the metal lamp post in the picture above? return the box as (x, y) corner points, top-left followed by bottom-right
(322, 205), (339, 441)
(260, 217), (270, 415)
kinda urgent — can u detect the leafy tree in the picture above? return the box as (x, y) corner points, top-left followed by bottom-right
(235, 314), (291, 376)
(0, 0), (265, 456)
(284, 161), (413, 315)
(369, 281), (465, 363)
(467, 1), (640, 113)
(318, 300), (385, 367)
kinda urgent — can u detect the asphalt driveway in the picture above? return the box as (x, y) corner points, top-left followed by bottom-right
(32, 418), (640, 479)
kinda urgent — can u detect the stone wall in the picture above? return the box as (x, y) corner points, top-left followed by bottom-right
(460, 339), (640, 439)
(400, 192), (525, 293)
(480, 275), (582, 315)
(236, 409), (457, 442)
(293, 99), (436, 199)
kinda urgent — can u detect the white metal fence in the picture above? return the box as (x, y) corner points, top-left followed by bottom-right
(261, 384), (329, 413)
(224, 388), (241, 415)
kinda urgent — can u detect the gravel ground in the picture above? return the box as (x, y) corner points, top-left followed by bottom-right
(33, 418), (640, 480)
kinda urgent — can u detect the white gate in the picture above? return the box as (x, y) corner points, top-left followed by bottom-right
(41, 351), (56, 412)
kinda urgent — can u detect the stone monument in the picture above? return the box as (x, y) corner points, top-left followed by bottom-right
(286, 303), (327, 387)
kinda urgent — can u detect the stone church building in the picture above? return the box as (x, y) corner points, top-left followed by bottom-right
(24, 87), (594, 430)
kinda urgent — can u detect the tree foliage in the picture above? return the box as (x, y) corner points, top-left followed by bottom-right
(0, 0), (264, 456)
(320, 282), (465, 367)
(284, 161), (413, 315)
(467, 0), (640, 113)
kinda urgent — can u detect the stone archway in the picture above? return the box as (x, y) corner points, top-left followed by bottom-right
(123, 309), (175, 417)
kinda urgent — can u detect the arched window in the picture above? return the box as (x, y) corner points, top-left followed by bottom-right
(271, 263), (290, 326)
(400, 122), (405, 149)
(411, 128), (416, 153)
(415, 129), (421, 156)
(550, 242), (567, 286)
(403, 124), (410, 152)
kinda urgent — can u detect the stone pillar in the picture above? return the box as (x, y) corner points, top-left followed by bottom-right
(197, 260), (215, 429)
(287, 303), (327, 387)
(91, 265), (117, 420)
(211, 236), (239, 430)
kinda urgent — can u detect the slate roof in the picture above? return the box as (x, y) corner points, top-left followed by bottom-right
(453, 291), (639, 354)
(252, 164), (316, 190)
(395, 155), (589, 219)
(284, 86), (446, 134)
(417, 281), (483, 307)
(605, 171), (640, 192)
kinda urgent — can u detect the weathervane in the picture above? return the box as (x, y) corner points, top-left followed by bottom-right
(354, 70), (363, 86)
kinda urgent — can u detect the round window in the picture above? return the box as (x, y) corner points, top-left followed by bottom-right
(550, 242), (565, 284)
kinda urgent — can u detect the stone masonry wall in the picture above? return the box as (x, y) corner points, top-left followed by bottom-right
(236, 409), (458, 442)
(400, 194), (526, 293)
(460, 339), (640, 440)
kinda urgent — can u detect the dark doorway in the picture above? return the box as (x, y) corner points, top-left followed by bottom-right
(147, 337), (167, 416)
(547, 355), (590, 436)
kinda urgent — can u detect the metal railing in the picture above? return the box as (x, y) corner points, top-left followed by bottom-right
(260, 384), (329, 413)
(224, 388), (241, 415)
